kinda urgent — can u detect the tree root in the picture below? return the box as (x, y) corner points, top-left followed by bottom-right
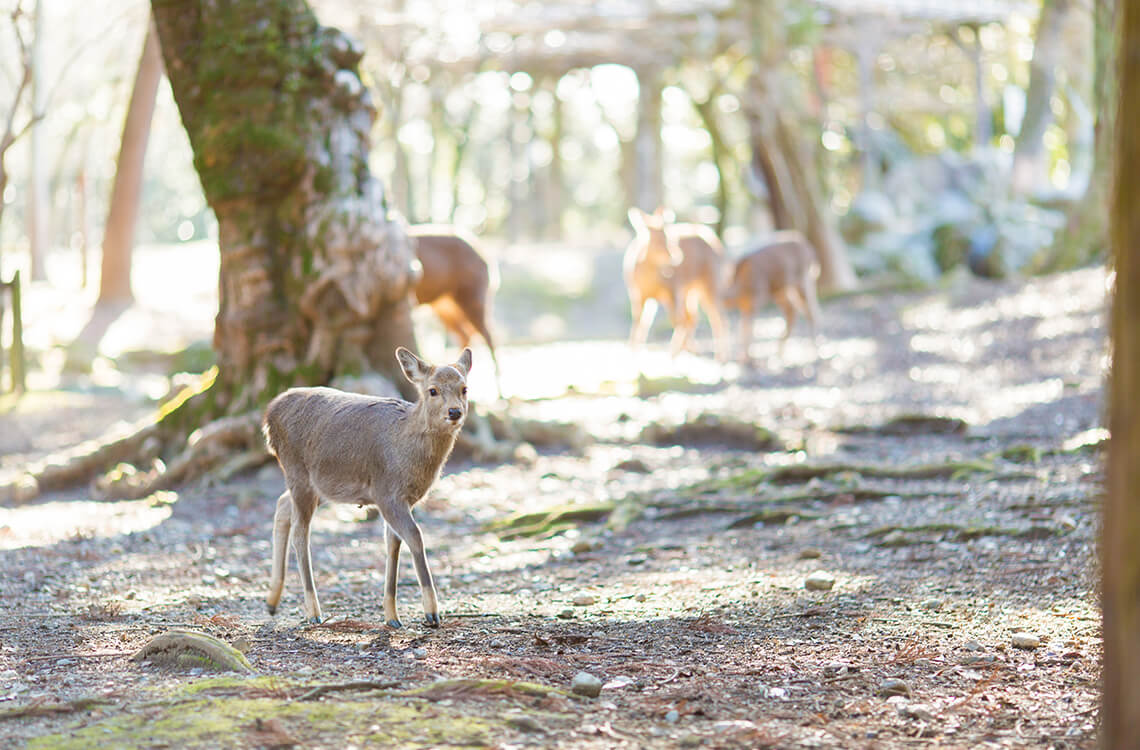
(132, 629), (254, 673)
(0, 696), (114, 720)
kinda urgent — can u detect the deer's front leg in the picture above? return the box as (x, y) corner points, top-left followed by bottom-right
(381, 502), (440, 628)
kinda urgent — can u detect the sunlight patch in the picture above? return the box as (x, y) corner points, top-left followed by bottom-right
(0, 497), (173, 550)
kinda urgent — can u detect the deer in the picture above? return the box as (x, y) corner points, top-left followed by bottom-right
(722, 230), (822, 365)
(263, 347), (472, 628)
(623, 207), (727, 360)
(408, 225), (502, 398)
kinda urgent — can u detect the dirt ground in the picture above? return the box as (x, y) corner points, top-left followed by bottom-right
(0, 258), (1105, 749)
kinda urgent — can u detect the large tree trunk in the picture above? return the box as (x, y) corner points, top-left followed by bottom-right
(1102, 3), (1137, 745)
(97, 18), (163, 306)
(152, 0), (418, 411)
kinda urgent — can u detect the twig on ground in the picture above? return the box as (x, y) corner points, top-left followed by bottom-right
(294, 680), (402, 702)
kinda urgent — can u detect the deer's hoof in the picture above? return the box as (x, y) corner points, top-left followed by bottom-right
(266, 603), (277, 616)
(424, 613), (441, 628)
(307, 615), (322, 625)
(386, 618), (403, 629)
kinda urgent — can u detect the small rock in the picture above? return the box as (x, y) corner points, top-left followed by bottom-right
(799, 548), (823, 559)
(505, 714), (547, 734)
(878, 678), (911, 697)
(613, 458), (651, 474)
(557, 609), (575, 620)
(412, 648), (428, 659)
(899, 702), (935, 721)
(664, 709), (680, 723)
(571, 671), (603, 698)
(634, 593), (647, 603)
(55, 658), (76, 667)
(804, 571), (836, 591)
(962, 640), (985, 652)
(762, 686), (789, 699)
(919, 598), (943, 611)
(1011, 632), (1041, 649)
(231, 637), (252, 654)
(626, 554), (648, 566)
(679, 734), (702, 747)
(489, 639), (506, 649)
(570, 540), (594, 555)
(572, 595), (596, 607)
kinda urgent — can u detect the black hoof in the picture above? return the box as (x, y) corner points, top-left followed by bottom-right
(267, 603), (277, 616)
(386, 618), (403, 629)
(308, 615), (322, 625)
(424, 613), (441, 628)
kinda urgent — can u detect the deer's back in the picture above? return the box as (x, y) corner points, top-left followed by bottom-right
(734, 233), (818, 294)
(410, 228), (491, 306)
(670, 225), (725, 287)
(264, 387), (416, 501)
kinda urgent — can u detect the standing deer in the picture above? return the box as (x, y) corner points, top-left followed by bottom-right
(409, 225), (502, 398)
(723, 230), (822, 364)
(263, 347), (472, 628)
(623, 207), (727, 359)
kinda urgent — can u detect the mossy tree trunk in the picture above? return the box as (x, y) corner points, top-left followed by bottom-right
(151, 0), (419, 412)
(1103, 2), (1139, 743)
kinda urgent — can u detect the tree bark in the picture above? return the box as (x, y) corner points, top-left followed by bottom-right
(97, 18), (164, 306)
(26, 0), (47, 281)
(151, 0), (419, 411)
(1102, 2), (1138, 745)
(634, 67), (663, 212)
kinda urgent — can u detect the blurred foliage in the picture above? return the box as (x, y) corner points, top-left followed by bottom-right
(0, 0), (1103, 282)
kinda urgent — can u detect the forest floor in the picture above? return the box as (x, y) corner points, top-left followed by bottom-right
(0, 252), (1106, 749)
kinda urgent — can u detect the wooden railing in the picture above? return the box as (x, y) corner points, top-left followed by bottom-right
(1, 270), (26, 393)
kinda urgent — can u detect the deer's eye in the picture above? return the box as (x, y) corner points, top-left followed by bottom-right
(429, 388), (439, 397)
(461, 387), (468, 396)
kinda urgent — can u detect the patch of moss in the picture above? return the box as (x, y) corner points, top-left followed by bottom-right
(485, 503), (616, 540)
(27, 691), (497, 750)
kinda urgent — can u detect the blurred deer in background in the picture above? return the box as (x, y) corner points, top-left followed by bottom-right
(722, 230), (821, 365)
(623, 207), (727, 360)
(408, 225), (502, 398)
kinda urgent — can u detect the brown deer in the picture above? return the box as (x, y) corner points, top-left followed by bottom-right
(723, 230), (821, 364)
(409, 225), (501, 397)
(263, 347), (472, 628)
(623, 207), (727, 359)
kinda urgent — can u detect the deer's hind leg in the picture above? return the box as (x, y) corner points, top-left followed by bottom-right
(382, 523), (403, 628)
(288, 483), (323, 624)
(266, 491), (292, 615)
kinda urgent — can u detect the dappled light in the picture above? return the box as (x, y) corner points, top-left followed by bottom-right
(0, 0), (1117, 746)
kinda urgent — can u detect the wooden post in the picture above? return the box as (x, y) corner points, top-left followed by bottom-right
(10, 271), (24, 393)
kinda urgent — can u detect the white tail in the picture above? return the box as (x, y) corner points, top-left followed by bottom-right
(263, 347), (472, 628)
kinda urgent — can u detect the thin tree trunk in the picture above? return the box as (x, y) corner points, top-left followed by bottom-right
(97, 18), (163, 305)
(26, 0), (47, 281)
(1101, 0), (1134, 740)
(152, 0), (418, 410)
(1012, 0), (1070, 194)
(634, 67), (663, 212)
(691, 90), (730, 239)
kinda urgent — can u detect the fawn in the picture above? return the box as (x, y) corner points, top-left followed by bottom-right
(723, 230), (821, 363)
(263, 347), (472, 628)
(409, 225), (502, 397)
(623, 207), (727, 359)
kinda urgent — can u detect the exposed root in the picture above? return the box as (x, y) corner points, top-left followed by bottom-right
(0, 696), (114, 720)
(132, 629), (254, 673)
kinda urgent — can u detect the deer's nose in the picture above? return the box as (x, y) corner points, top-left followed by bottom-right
(448, 407), (462, 421)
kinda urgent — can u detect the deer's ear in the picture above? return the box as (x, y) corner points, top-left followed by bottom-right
(454, 348), (473, 377)
(396, 347), (430, 383)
